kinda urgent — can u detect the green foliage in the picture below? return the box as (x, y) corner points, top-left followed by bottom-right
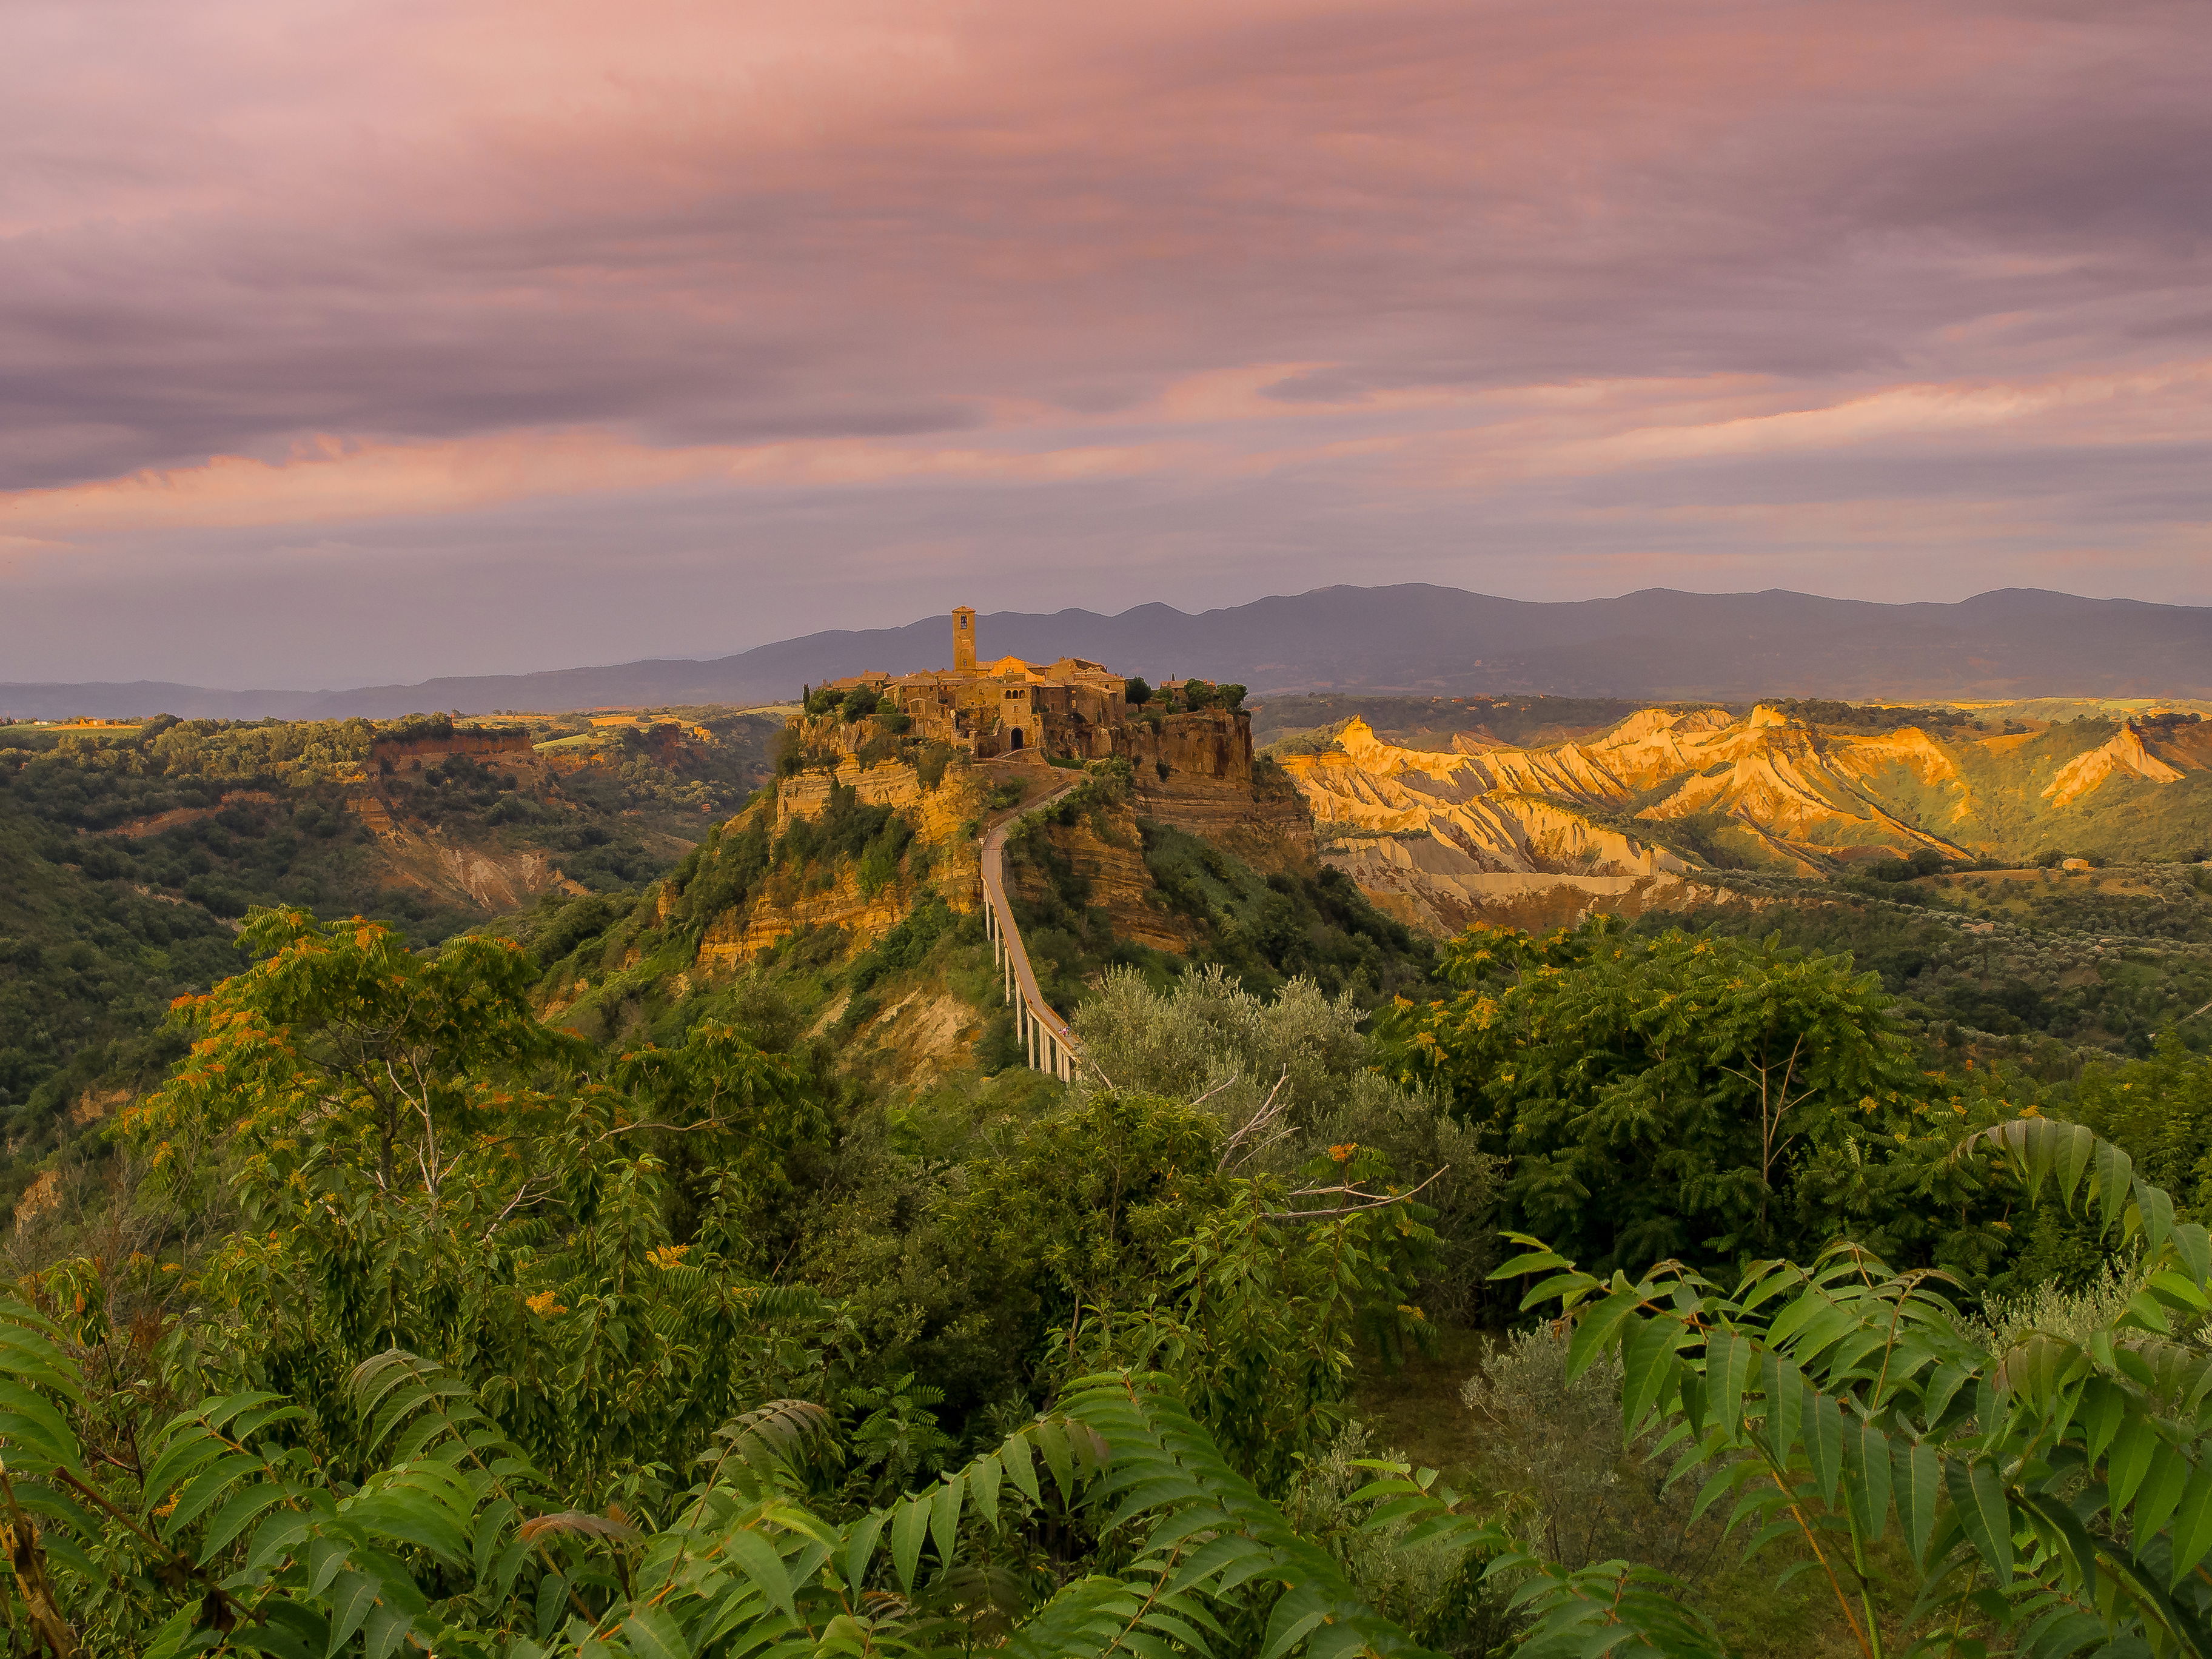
(1123, 677), (1153, 708)
(845, 895), (959, 1007)
(1379, 917), (2027, 1282)
(1862, 848), (1957, 883)
(1498, 1112), (2212, 1658)
(913, 742), (957, 791)
(1085, 1152), (1439, 1496)
(662, 811), (773, 942)
(528, 890), (642, 968)
(0, 794), (230, 1157)
(774, 782), (913, 885)
(1070, 967), (1496, 1319)
(122, 908), (834, 1498)
(943, 1090), (1230, 1342)
(1, 899), (1534, 1655)
(1172, 682), (1247, 714)
(0, 709), (776, 1167)
(0, 1301), (1533, 1659)
(2065, 1033), (2212, 1210)
(1136, 823), (1435, 1003)
(1647, 870), (2212, 1057)
(1772, 699), (1981, 736)
(45, 682), (2212, 1656)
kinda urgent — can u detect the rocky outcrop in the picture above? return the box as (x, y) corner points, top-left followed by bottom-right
(1282, 718), (1687, 876)
(1010, 794), (1199, 953)
(779, 755), (948, 820)
(2044, 725), (2192, 806)
(1109, 709), (1252, 786)
(379, 830), (588, 910)
(1118, 709), (1307, 857)
(1338, 840), (1686, 936)
(697, 867), (922, 973)
(695, 762), (987, 976)
(340, 779), (591, 908)
(1285, 708), (1968, 879)
(12, 1170), (62, 1234)
(1278, 706), (2003, 928)
(372, 729), (538, 772)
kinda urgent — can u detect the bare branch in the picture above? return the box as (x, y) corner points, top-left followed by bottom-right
(1220, 1067), (1295, 1175)
(482, 1178), (552, 1242)
(1263, 1165), (1449, 1219)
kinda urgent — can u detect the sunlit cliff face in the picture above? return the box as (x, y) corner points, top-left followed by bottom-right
(3, 0), (2209, 685)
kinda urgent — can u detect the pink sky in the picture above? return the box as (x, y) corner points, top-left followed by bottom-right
(4, 0), (2207, 686)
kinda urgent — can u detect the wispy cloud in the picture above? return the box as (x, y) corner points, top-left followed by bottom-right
(2, 0), (2207, 683)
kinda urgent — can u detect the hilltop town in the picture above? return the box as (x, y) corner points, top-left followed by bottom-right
(808, 605), (1250, 765)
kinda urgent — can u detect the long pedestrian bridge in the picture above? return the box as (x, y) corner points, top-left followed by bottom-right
(977, 772), (1090, 1082)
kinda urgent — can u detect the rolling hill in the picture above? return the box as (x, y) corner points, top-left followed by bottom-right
(7, 585), (2211, 720)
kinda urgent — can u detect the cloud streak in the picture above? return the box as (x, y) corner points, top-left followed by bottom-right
(2, 0), (2208, 683)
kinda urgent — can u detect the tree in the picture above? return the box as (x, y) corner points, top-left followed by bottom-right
(1377, 918), (2012, 1279)
(120, 908), (833, 1496)
(1123, 677), (1153, 708)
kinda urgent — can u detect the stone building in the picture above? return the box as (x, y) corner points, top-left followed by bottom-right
(820, 609), (1139, 760)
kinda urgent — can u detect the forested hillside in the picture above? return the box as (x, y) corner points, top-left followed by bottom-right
(8, 692), (2212, 1656)
(0, 709), (780, 1167)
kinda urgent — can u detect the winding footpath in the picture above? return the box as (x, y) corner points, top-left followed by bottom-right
(978, 773), (1090, 1081)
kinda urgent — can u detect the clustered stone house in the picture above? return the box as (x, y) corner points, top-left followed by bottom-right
(817, 607), (1168, 761)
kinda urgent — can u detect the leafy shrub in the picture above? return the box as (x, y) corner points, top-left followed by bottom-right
(1378, 916), (2022, 1280)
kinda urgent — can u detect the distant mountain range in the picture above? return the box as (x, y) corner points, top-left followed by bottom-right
(7, 586), (2211, 720)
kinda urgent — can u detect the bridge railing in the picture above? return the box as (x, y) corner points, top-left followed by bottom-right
(977, 776), (1089, 1082)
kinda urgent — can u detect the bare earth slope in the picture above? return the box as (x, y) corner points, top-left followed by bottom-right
(1279, 706), (2212, 933)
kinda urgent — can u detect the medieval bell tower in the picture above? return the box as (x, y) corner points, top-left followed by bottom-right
(953, 606), (977, 673)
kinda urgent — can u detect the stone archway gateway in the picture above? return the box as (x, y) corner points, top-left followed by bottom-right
(1009, 728), (1025, 749)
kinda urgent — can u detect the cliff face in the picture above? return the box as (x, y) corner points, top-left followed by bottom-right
(696, 866), (922, 974)
(1008, 791), (1201, 954)
(372, 729), (538, 769)
(1111, 709), (1316, 867)
(1287, 707), (1982, 869)
(1285, 716), (1695, 934)
(692, 756), (987, 976)
(1282, 716), (1695, 870)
